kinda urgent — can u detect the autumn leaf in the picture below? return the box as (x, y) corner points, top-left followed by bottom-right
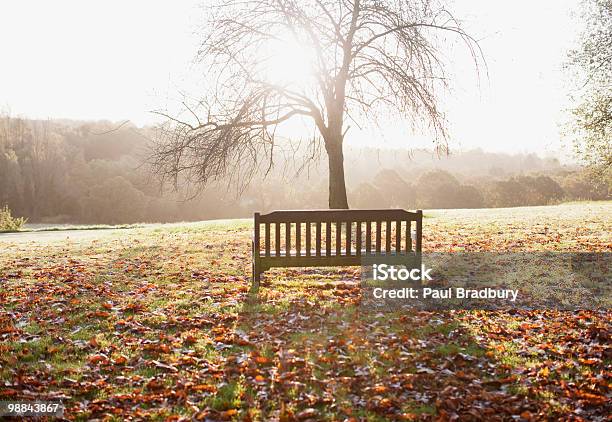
(112, 355), (128, 365)
(88, 354), (109, 365)
(191, 384), (217, 393)
(254, 356), (271, 365)
(219, 409), (238, 419)
(183, 334), (197, 345)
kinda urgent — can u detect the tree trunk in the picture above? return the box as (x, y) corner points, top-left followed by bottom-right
(325, 65), (350, 209)
(325, 138), (349, 209)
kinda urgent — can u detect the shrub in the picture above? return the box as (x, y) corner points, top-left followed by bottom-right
(0, 205), (27, 232)
(351, 183), (386, 208)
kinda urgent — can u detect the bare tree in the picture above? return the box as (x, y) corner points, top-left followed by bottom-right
(151, 0), (482, 208)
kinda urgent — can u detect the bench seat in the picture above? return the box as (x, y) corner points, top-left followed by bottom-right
(265, 249), (417, 258)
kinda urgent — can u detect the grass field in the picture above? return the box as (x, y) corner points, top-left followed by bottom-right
(0, 202), (610, 420)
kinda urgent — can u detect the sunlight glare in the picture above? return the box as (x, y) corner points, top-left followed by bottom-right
(262, 32), (317, 89)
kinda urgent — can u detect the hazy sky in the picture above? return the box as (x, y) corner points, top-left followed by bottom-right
(0, 0), (582, 155)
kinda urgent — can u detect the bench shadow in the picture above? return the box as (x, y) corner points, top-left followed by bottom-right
(224, 267), (598, 420)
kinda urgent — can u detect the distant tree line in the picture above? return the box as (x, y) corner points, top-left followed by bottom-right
(0, 116), (609, 225)
(351, 168), (608, 209)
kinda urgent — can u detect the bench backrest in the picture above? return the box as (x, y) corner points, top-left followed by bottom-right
(254, 209), (422, 258)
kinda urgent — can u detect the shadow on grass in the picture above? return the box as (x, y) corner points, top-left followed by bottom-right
(222, 268), (610, 420)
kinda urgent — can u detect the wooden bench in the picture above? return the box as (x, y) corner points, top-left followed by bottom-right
(252, 209), (423, 287)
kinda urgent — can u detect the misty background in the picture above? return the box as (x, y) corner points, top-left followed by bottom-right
(0, 116), (606, 225)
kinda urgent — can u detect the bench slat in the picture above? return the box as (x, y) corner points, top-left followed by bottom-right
(335, 221), (341, 256)
(316, 222), (321, 257)
(265, 222), (271, 257)
(296, 222), (301, 257)
(260, 254), (417, 269)
(264, 249), (408, 258)
(416, 210), (423, 252)
(306, 222), (311, 257)
(326, 222), (332, 256)
(258, 209), (420, 223)
(356, 221), (361, 257)
(375, 221), (382, 254)
(385, 220), (391, 253)
(285, 222), (291, 256)
(346, 221), (352, 256)
(275, 222), (281, 257)
(366, 221), (371, 255)
(395, 220), (401, 254)
(406, 220), (412, 253)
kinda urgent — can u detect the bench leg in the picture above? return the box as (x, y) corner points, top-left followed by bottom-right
(252, 263), (260, 289)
